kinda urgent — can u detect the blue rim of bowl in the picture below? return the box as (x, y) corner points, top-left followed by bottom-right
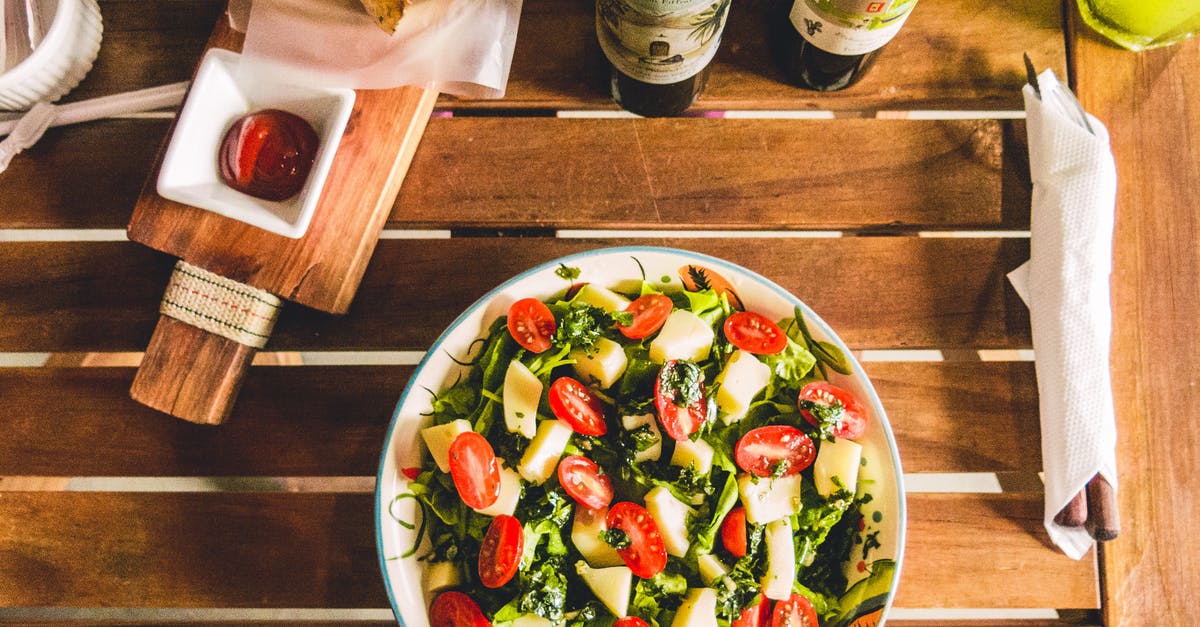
(374, 245), (907, 626)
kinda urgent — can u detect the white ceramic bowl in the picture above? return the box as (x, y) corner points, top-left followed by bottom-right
(375, 246), (906, 626)
(156, 49), (355, 239)
(0, 0), (103, 110)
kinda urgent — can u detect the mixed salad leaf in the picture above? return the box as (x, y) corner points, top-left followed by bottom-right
(395, 266), (882, 627)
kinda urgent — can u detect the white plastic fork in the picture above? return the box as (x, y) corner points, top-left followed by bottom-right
(0, 99), (53, 172)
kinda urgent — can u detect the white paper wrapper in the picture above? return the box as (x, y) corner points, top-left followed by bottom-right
(228, 0), (522, 99)
(1007, 69), (1118, 560)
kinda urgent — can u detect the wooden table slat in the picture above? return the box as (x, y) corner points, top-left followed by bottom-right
(1, 117), (1031, 231)
(0, 492), (1097, 610)
(0, 238), (1031, 352)
(0, 361), (1036, 476)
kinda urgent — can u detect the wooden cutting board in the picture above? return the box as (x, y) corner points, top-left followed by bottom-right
(127, 13), (438, 425)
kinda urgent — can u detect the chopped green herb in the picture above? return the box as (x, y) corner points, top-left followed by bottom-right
(600, 527), (631, 549)
(555, 263), (581, 280)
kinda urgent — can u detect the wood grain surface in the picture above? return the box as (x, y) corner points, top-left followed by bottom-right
(1069, 12), (1200, 627)
(0, 238), (1031, 352)
(0, 117), (1032, 231)
(0, 492), (1096, 610)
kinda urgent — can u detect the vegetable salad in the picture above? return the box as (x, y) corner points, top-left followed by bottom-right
(399, 266), (878, 627)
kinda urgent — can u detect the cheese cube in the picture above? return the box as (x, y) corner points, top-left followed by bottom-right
(571, 506), (625, 568)
(518, 420), (573, 484)
(714, 350), (772, 424)
(671, 588), (719, 627)
(761, 520), (796, 601)
(511, 616), (554, 627)
(473, 462), (522, 517)
(571, 284), (631, 313)
(649, 310), (714, 364)
(813, 437), (864, 497)
(697, 554), (730, 589)
(576, 561), (633, 618)
(420, 419), (473, 473)
(670, 437), (714, 475)
(571, 337), (629, 390)
(737, 473), (803, 525)
(504, 360), (542, 438)
(644, 486), (693, 558)
(621, 413), (662, 462)
(424, 561), (461, 592)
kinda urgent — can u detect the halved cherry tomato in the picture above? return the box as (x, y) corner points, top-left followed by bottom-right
(732, 593), (770, 627)
(479, 514), (524, 588)
(448, 431), (500, 510)
(798, 381), (868, 440)
(735, 425), (816, 478)
(606, 502), (668, 578)
(724, 311), (788, 355)
(614, 618), (651, 627)
(429, 591), (491, 627)
(771, 593), (819, 627)
(401, 467), (422, 480)
(720, 506), (748, 558)
(507, 297), (556, 353)
(558, 455), (614, 510)
(654, 360), (708, 441)
(548, 377), (607, 436)
(619, 294), (673, 339)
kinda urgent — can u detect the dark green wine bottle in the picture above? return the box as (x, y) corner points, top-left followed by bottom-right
(777, 0), (918, 92)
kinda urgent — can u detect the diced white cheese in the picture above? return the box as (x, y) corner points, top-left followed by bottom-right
(671, 588), (719, 627)
(571, 506), (625, 568)
(621, 413), (662, 462)
(420, 419), (473, 473)
(504, 360), (543, 439)
(697, 554), (731, 589)
(518, 420), (573, 484)
(571, 283), (631, 312)
(737, 473), (804, 525)
(762, 520), (796, 601)
(644, 486), (693, 558)
(649, 309), (715, 364)
(571, 337), (629, 390)
(511, 616), (554, 627)
(576, 561), (632, 618)
(473, 462), (522, 517)
(669, 437), (714, 475)
(714, 350), (772, 424)
(424, 561), (461, 592)
(813, 437), (864, 497)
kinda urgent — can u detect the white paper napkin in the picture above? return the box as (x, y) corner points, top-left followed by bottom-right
(227, 0), (522, 99)
(1007, 69), (1118, 560)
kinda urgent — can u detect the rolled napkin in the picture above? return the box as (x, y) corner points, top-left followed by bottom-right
(1007, 68), (1118, 560)
(227, 0), (523, 99)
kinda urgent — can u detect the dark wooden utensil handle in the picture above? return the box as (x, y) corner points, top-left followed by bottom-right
(1054, 489), (1088, 527)
(1086, 475), (1120, 541)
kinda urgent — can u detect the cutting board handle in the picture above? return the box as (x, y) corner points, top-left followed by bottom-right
(131, 315), (261, 425)
(129, 260), (283, 425)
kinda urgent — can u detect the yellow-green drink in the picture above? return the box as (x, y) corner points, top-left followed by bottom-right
(1078, 0), (1200, 51)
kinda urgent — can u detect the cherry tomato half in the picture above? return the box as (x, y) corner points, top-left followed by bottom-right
(507, 297), (556, 353)
(653, 360), (708, 442)
(720, 506), (748, 558)
(548, 377), (608, 436)
(735, 425), (816, 478)
(732, 593), (771, 627)
(606, 502), (668, 578)
(429, 591), (491, 627)
(448, 431), (501, 510)
(557, 455), (614, 510)
(798, 381), (868, 440)
(619, 294), (673, 339)
(772, 593), (819, 627)
(724, 311), (788, 355)
(479, 514), (524, 588)
(614, 618), (651, 627)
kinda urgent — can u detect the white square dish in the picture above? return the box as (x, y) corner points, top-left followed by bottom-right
(156, 48), (355, 239)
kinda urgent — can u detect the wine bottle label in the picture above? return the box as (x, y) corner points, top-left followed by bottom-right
(597, 0), (731, 85)
(789, 0), (918, 56)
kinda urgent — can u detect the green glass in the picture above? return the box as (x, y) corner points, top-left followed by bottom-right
(1077, 0), (1200, 51)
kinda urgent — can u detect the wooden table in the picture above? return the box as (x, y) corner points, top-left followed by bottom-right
(1, 0), (1194, 624)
